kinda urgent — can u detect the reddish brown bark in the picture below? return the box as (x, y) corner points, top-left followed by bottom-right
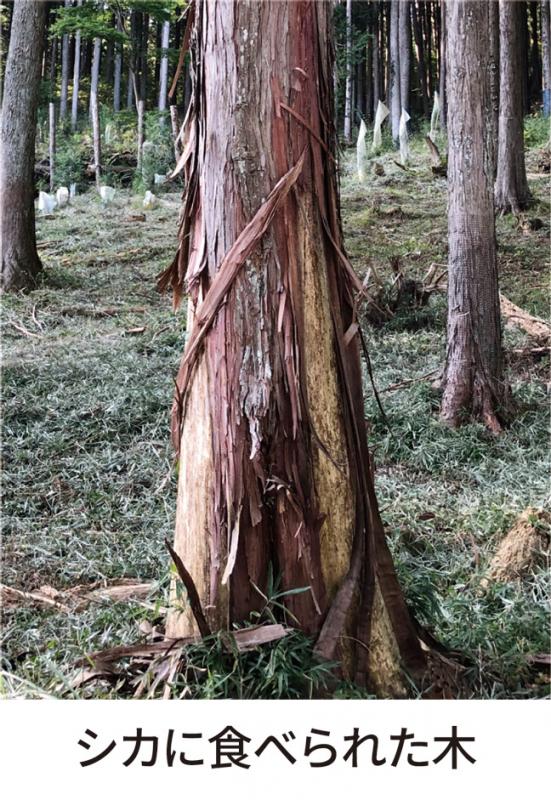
(160, 0), (430, 695)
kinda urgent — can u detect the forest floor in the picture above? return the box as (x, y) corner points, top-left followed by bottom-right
(2, 123), (550, 698)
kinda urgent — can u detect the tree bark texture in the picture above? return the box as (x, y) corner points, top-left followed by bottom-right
(343, 0), (353, 142)
(1, 0), (46, 292)
(441, 0), (508, 432)
(59, 1), (71, 120)
(158, 20), (170, 112)
(398, 0), (411, 114)
(90, 37), (101, 190)
(439, 0), (447, 130)
(494, 0), (531, 214)
(541, 1), (550, 115)
(158, 0), (432, 697)
(71, 1), (82, 131)
(488, 0), (500, 178)
(390, 0), (400, 141)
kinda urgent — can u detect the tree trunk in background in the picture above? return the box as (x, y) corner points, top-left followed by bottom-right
(439, 0), (447, 131)
(90, 37), (101, 190)
(398, 0), (411, 114)
(424, 0), (434, 98)
(441, 0), (507, 433)
(1, 0), (47, 292)
(113, 20), (122, 112)
(488, 0), (500, 178)
(159, 0), (431, 697)
(59, 1), (71, 121)
(390, 0), (400, 141)
(529, 1), (542, 106)
(495, 0), (531, 214)
(158, 20), (170, 112)
(71, 1), (82, 131)
(343, 0), (353, 143)
(48, 102), (56, 192)
(411, 0), (429, 118)
(543, 0), (551, 116)
(372, 1), (380, 117)
(170, 104), (182, 162)
(140, 13), (149, 108)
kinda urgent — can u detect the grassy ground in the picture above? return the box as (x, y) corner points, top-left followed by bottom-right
(1, 124), (549, 698)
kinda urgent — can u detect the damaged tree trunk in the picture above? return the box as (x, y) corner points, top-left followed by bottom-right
(441, 0), (509, 432)
(159, 0), (431, 697)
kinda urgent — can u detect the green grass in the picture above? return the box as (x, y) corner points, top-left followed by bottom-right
(1, 125), (550, 699)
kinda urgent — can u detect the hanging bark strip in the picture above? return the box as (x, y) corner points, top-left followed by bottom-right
(159, 0), (432, 695)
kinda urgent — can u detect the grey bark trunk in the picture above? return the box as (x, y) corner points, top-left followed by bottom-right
(372, 2), (380, 118)
(48, 101), (56, 192)
(439, 1), (447, 131)
(158, 20), (170, 113)
(441, 0), (508, 432)
(71, 2), (82, 132)
(494, 0), (531, 214)
(398, 0), (410, 114)
(90, 37), (102, 190)
(1, 0), (47, 292)
(114, 17), (123, 112)
(541, 1), (551, 115)
(170, 104), (182, 162)
(343, 0), (353, 143)
(390, 0), (400, 141)
(59, 1), (71, 120)
(488, 0), (500, 178)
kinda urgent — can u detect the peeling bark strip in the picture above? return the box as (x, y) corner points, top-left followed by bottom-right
(161, 0), (429, 695)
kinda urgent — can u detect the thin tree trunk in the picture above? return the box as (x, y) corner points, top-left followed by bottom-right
(137, 99), (145, 170)
(529, 1), (542, 106)
(489, 0), (500, 178)
(441, 0), (508, 432)
(372, 1), (381, 118)
(390, 0), (400, 141)
(127, 67), (134, 110)
(59, 1), (71, 121)
(90, 37), (102, 190)
(114, 42), (122, 111)
(398, 0), (411, 114)
(543, 0), (551, 116)
(170, 104), (182, 162)
(1, 0), (47, 292)
(48, 101), (56, 192)
(439, 0), (447, 131)
(158, 20), (170, 113)
(71, 1), (82, 132)
(343, 0), (353, 142)
(160, 0), (432, 697)
(495, 0), (532, 214)
(411, 0), (429, 118)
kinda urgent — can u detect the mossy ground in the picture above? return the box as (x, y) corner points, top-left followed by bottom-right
(1, 123), (549, 698)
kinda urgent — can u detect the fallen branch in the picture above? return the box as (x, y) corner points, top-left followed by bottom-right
(500, 294), (551, 342)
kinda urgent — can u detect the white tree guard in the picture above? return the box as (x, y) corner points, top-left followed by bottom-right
(99, 186), (116, 203)
(399, 108), (411, 165)
(371, 100), (390, 151)
(429, 91), (440, 141)
(38, 191), (56, 213)
(356, 119), (368, 182)
(56, 187), (69, 207)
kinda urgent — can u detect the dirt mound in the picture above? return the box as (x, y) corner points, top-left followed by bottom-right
(484, 507), (550, 584)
